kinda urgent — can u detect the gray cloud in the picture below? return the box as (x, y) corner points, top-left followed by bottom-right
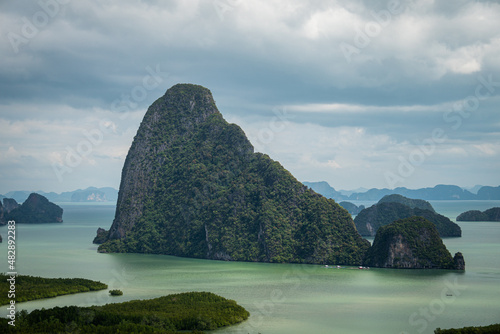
(1, 0), (499, 192)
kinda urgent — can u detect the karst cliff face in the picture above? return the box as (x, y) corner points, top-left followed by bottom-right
(96, 83), (370, 264)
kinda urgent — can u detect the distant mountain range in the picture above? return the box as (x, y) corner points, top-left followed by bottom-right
(0, 187), (118, 203)
(2, 182), (499, 204)
(303, 182), (500, 201)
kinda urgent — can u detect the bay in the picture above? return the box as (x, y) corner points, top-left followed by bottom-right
(0, 200), (499, 334)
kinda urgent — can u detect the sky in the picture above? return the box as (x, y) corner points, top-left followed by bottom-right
(1, 0), (499, 194)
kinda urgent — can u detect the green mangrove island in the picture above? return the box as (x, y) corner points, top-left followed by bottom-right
(0, 275), (107, 305)
(0, 291), (249, 333)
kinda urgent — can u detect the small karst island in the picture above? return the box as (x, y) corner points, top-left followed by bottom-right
(457, 207), (500, 221)
(3, 84), (483, 333)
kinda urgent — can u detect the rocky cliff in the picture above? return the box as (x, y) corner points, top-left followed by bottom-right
(3, 198), (20, 213)
(363, 217), (464, 269)
(0, 198), (19, 225)
(71, 189), (107, 202)
(96, 84), (370, 264)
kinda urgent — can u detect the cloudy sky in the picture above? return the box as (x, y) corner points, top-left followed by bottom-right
(1, 0), (499, 194)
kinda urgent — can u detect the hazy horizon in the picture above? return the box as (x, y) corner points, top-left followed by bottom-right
(0, 182), (495, 198)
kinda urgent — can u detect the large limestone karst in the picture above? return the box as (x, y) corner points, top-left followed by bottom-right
(96, 84), (370, 264)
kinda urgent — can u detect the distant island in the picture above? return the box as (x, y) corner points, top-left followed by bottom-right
(363, 217), (464, 270)
(0, 193), (63, 225)
(457, 207), (500, 221)
(354, 195), (461, 237)
(1, 193), (63, 224)
(303, 181), (500, 201)
(96, 83), (370, 265)
(339, 201), (365, 215)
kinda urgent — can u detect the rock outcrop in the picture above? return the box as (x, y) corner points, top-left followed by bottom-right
(96, 84), (370, 264)
(0, 198), (20, 225)
(6, 193), (63, 224)
(71, 189), (107, 202)
(457, 207), (500, 221)
(377, 194), (435, 212)
(93, 228), (108, 244)
(363, 217), (464, 269)
(354, 196), (461, 237)
(3, 198), (20, 213)
(453, 252), (465, 270)
(339, 201), (365, 215)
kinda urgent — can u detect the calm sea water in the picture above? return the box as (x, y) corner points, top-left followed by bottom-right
(0, 200), (499, 334)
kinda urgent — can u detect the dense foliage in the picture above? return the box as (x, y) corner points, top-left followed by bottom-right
(98, 84), (370, 265)
(435, 323), (500, 333)
(363, 217), (456, 269)
(6, 193), (63, 224)
(0, 291), (249, 333)
(109, 289), (123, 296)
(0, 275), (107, 305)
(457, 207), (500, 221)
(377, 194), (436, 212)
(354, 202), (461, 237)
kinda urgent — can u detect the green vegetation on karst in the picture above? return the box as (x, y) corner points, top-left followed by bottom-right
(98, 84), (370, 265)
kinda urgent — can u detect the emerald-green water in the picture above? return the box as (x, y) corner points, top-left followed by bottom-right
(0, 201), (499, 334)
